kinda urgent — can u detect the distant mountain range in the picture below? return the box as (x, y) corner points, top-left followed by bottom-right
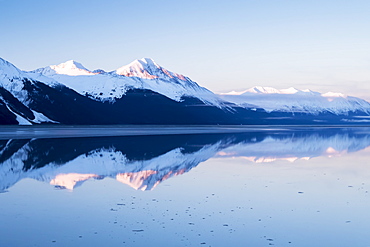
(1, 57), (370, 125)
(220, 86), (370, 116)
(1, 129), (369, 192)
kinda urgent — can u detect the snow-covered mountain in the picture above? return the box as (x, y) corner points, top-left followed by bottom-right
(219, 86), (370, 116)
(1, 56), (370, 125)
(33, 58), (222, 106)
(0, 57), (243, 125)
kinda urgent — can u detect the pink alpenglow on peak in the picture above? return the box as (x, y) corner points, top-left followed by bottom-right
(50, 173), (99, 190)
(116, 171), (159, 191)
(116, 169), (187, 191)
(116, 58), (158, 79)
(115, 58), (189, 81)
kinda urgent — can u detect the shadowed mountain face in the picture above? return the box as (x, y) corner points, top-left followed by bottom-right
(1, 128), (370, 192)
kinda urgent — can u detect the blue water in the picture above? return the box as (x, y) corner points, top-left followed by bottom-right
(1, 127), (370, 246)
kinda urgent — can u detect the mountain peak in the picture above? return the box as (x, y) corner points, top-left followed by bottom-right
(115, 58), (189, 81)
(115, 57), (161, 79)
(59, 60), (87, 70)
(0, 57), (23, 78)
(279, 87), (299, 94)
(47, 60), (96, 76)
(138, 57), (157, 65)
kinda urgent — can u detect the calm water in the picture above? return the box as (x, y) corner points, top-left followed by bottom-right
(1, 127), (370, 247)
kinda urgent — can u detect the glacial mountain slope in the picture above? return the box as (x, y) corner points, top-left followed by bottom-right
(220, 86), (370, 116)
(33, 58), (223, 106)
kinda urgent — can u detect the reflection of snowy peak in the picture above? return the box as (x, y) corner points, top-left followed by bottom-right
(115, 145), (219, 191)
(217, 132), (370, 162)
(220, 86), (370, 115)
(0, 138), (222, 192)
(1, 130), (370, 192)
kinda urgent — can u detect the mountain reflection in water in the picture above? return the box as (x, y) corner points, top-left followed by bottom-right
(1, 127), (370, 192)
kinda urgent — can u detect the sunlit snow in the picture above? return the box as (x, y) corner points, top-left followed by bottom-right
(219, 86), (370, 115)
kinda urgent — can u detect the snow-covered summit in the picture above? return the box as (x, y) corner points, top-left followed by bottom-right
(34, 60), (97, 76)
(219, 86), (370, 115)
(115, 58), (191, 82)
(116, 58), (160, 79)
(0, 57), (25, 79)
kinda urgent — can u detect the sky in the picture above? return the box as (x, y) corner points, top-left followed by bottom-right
(1, 0), (370, 99)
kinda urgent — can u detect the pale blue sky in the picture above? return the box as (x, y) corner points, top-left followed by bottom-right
(1, 0), (370, 99)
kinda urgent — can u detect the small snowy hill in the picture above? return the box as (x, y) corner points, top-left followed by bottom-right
(219, 86), (370, 115)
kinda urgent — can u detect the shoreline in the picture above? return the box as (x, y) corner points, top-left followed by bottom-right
(1, 125), (370, 140)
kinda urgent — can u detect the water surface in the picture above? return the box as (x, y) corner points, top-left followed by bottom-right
(1, 127), (370, 246)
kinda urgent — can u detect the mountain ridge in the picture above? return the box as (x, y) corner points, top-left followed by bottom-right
(0, 57), (370, 125)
